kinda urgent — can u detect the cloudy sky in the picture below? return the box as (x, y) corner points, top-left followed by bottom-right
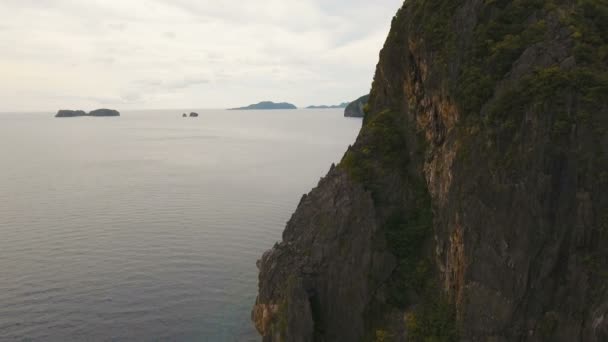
(0, 0), (403, 111)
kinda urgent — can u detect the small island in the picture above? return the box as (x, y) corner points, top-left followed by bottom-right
(306, 102), (349, 109)
(55, 110), (87, 117)
(228, 101), (297, 110)
(55, 109), (120, 118)
(344, 95), (369, 118)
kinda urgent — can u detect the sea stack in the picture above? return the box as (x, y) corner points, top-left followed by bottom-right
(55, 109), (120, 118)
(88, 109), (120, 117)
(55, 110), (87, 118)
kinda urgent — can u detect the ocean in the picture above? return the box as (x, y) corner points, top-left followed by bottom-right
(0, 109), (361, 341)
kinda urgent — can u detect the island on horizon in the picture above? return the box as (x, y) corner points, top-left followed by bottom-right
(306, 102), (349, 109)
(228, 101), (297, 110)
(55, 109), (120, 118)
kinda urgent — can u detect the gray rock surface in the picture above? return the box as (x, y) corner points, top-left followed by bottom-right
(253, 165), (397, 341)
(254, 1), (608, 341)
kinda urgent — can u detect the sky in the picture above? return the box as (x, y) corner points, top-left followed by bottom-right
(0, 0), (403, 111)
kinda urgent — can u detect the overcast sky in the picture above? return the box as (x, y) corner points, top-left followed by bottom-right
(0, 0), (403, 111)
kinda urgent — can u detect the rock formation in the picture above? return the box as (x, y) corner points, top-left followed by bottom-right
(344, 94), (370, 118)
(55, 110), (87, 117)
(189, 112), (199, 117)
(229, 101), (297, 110)
(254, 1), (608, 341)
(88, 109), (120, 117)
(55, 109), (120, 117)
(306, 102), (350, 109)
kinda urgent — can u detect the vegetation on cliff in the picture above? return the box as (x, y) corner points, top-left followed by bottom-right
(254, 0), (608, 341)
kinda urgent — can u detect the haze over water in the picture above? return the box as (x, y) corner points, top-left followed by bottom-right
(0, 109), (361, 341)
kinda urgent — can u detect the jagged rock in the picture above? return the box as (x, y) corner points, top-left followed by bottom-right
(344, 95), (369, 118)
(55, 110), (86, 117)
(254, 1), (608, 341)
(253, 168), (395, 341)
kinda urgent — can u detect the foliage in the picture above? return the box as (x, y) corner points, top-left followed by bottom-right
(339, 106), (457, 338)
(406, 293), (459, 342)
(374, 329), (394, 342)
(408, 0), (461, 65)
(342, 1), (606, 340)
(456, 0), (547, 117)
(340, 110), (409, 189)
(384, 183), (433, 308)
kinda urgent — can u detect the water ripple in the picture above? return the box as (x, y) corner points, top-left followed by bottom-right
(0, 109), (361, 341)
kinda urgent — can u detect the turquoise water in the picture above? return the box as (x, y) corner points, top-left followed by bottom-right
(0, 109), (361, 341)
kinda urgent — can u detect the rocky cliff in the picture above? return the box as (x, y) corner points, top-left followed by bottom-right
(344, 94), (370, 118)
(254, 1), (608, 341)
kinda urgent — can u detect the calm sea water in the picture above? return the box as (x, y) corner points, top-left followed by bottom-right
(0, 109), (361, 341)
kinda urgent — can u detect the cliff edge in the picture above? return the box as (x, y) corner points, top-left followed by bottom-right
(254, 1), (608, 341)
(344, 94), (370, 118)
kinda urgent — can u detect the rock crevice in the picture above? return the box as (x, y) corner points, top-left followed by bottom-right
(254, 1), (608, 341)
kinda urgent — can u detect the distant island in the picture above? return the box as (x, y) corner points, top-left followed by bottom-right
(228, 101), (297, 110)
(344, 95), (369, 118)
(306, 102), (349, 109)
(55, 109), (120, 118)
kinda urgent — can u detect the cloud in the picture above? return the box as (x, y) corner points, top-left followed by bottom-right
(120, 92), (143, 103)
(134, 76), (210, 92)
(163, 31), (176, 39)
(108, 22), (128, 31)
(166, 76), (210, 90)
(0, 0), (404, 111)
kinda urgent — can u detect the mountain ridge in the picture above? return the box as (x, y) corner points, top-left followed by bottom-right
(228, 101), (297, 110)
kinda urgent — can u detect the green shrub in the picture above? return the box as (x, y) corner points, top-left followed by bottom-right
(406, 293), (459, 342)
(456, 0), (547, 117)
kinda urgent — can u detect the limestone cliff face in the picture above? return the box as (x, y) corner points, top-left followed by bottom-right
(254, 1), (608, 341)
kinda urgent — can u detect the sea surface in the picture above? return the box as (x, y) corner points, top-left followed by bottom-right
(0, 109), (361, 341)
